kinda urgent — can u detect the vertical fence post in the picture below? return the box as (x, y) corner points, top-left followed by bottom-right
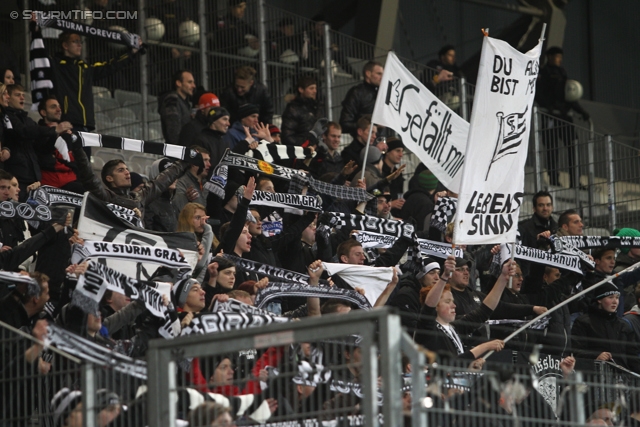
(82, 363), (97, 427)
(323, 23), (333, 121)
(257, 0), (268, 87)
(138, 0), (148, 140)
(361, 333), (380, 427)
(401, 334), (426, 427)
(460, 77), (468, 121)
(533, 106), (542, 193)
(605, 134), (616, 231)
(587, 133), (596, 223)
(573, 137), (581, 210)
(147, 347), (177, 427)
(379, 313), (403, 427)
(569, 371), (586, 425)
(198, 0), (208, 90)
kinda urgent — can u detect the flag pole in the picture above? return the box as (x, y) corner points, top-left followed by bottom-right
(359, 124), (376, 181)
(507, 242), (516, 289)
(482, 260), (640, 360)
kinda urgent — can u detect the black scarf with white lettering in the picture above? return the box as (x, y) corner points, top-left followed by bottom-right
(223, 254), (331, 286)
(249, 189), (323, 212)
(180, 311), (289, 336)
(30, 186), (83, 207)
(550, 235), (640, 252)
(0, 200), (54, 222)
(254, 282), (371, 311)
(490, 243), (593, 276)
(204, 150), (306, 197)
(36, 17), (141, 49)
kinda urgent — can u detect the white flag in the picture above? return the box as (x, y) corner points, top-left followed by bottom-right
(453, 36), (542, 245)
(371, 52), (469, 192)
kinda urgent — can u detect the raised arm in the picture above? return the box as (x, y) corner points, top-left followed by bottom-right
(482, 260), (516, 311)
(424, 256), (455, 308)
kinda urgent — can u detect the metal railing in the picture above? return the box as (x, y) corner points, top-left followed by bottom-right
(146, 308), (404, 427)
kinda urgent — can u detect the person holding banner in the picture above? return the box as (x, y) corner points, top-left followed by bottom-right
(414, 255), (508, 360)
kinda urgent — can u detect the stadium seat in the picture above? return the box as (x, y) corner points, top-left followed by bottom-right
(123, 100), (142, 118)
(93, 86), (111, 98)
(114, 89), (142, 106)
(148, 124), (164, 142)
(95, 113), (112, 132)
(95, 97), (120, 113)
(107, 107), (137, 121)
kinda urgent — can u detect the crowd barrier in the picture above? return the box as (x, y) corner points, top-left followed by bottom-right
(6, 307), (640, 426)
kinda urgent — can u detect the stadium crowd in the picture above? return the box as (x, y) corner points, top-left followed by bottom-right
(1, 9), (640, 427)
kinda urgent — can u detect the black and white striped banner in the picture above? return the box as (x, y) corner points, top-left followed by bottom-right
(77, 131), (189, 159)
(46, 323), (148, 379)
(250, 141), (313, 163)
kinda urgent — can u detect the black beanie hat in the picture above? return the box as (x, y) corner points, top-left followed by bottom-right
(386, 136), (404, 152)
(237, 103), (259, 120)
(207, 106), (230, 125)
(593, 282), (620, 302)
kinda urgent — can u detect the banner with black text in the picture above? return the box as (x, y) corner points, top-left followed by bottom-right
(453, 36), (542, 244)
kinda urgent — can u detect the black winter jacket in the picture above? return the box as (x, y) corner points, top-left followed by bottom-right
(179, 112), (208, 147)
(281, 96), (320, 146)
(339, 82), (378, 136)
(159, 91), (193, 146)
(51, 51), (137, 129)
(3, 107), (57, 185)
(572, 304), (640, 373)
(386, 275), (423, 333)
(518, 213), (558, 249)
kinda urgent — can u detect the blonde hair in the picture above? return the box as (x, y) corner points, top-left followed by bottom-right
(177, 203), (206, 233)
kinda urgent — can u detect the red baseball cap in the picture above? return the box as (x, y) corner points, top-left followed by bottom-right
(198, 93), (220, 110)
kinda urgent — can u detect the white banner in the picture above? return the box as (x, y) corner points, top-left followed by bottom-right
(453, 36), (542, 245)
(371, 51), (469, 192)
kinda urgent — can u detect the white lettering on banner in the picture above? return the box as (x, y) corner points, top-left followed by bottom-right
(453, 36), (543, 245)
(371, 52), (469, 192)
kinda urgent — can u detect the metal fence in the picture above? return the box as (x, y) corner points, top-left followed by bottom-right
(0, 319), (146, 427)
(146, 308), (404, 427)
(525, 108), (640, 233)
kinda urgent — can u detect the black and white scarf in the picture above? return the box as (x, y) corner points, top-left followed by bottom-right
(77, 131), (192, 160)
(0, 271), (40, 296)
(36, 17), (141, 49)
(29, 25), (54, 110)
(0, 200), (53, 222)
(204, 150), (306, 196)
(436, 322), (465, 355)
(486, 317), (550, 330)
(319, 212), (424, 270)
(30, 186), (83, 207)
(330, 380), (384, 406)
(180, 311), (289, 336)
(289, 174), (373, 205)
(254, 282), (372, 311)
(46, 323), (148, 380)
(250, 141), (313, 163)
(71, 241), (192, 272)
(211, 298), (281, 317)
(492, 243), (594, 275)
(431, 196), (457, 233)
(249, 189), (323, 212)
(71, 261), (169, 318)
(223, 254), (331, 286)
(550, 235), (640, 253)
(353, 231), (464, 259)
